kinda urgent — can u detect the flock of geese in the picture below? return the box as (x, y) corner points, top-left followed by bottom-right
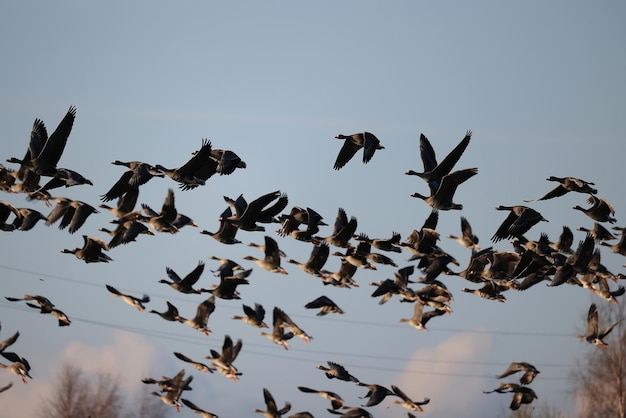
(0, 106), (625, 417)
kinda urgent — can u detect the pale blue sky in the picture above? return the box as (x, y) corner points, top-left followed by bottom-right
(1, 2), (625, 417)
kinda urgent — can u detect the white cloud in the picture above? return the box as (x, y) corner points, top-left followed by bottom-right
(0, 330), (160, 418)
(391, 330), (506, 417)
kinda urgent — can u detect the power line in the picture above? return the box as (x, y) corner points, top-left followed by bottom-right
(0, 263), (577, 338)
(0, 301), (574, 380)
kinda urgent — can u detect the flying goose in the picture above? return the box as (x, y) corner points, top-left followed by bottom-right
(0, 352), (31, 383)
(304, 295), (344, 316)
(253, 387), (291, 417)
(159, 261), (206, 294)
(287, 242), (330, 281)
(207, 334), (243, 382)
(12, 207), (48, 231)
(260, 307), (295, 350)
(496, 361), (540, 385)
(200, 207), (242, 245)
(100, 160), (163, 202)
(173, 352), (215, 373)
(573, 195), (616, 223)
(297, 386), (344, 410)
(577, 303), (621, 348)
(181, 398), (220, 418)
(181, 296), (216, 336)
(600, 226), (626, 255)
(316, 208), (358, 248)
(577, 222), (617, 242)
(277, 206), (326, 241)
(0, 323), (19, 353)
(6, 106), (76, 177)
(525, 176), (597, 202)
(33, 167), (92, 195)
(390, 384), (430, 412)
(141, 188), (178, 233)
(316, 361), (359, 383)
(46, 198), (98, 234)
(405, 130), (472, 191)
(156, 139), (217, 190)
(105, 285), (149, 311)
(410, 167), (478, 210)
(399, 301), (446, 331)
(333, 132), (384, 170)
(99, 219), (154, 248)
(244, 236), (288, 274)
(356, 382), (395, 407)
(149, 301), (182, 322)
(491, 205), (548, 243)
(447, 216), (480, 250)
(61, 235), (113, 263)
(232, 303), (269, 328)
(151, 371), (193, 413)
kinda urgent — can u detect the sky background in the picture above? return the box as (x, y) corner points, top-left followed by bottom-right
(1, 1), (625, 417)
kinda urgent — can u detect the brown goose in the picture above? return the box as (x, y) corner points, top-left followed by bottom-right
(491, 205), (548, 243)
(333, 132), (384, 170)
(525, 176), (597, 202)
(259, 307), (294, 350)
(573, 195), (616, 223)
(141, 188), (178, 233)
(316, 361), (359, 383)
(150, 371), (192, 413)
(7, 295), (71, 327)
(461, 281), (507, 303)
(181, 296), (216, 336)
(12, 207), (48, 231)
(0, 323), (19, 353)
(99, 185), (140, 218)
(316, 208), (357, 248)
(149, 301), (182, 322)
(244, 236), (288, 274)
(222, 191), (284, 232)
(509, 386), (538, 410)
(357, 382), (395, 407)
(600, 226), (626, 255)
(399, 301), (446, 331)
(46, 198), (98, 234)
(287, 242), (330, 281)
(410, 168), (478, 210)
(159, 261), (206, 294)
(156, 139), (217, 190)
(405, 130), (472, 191)
(206, 268), (251, 300)
(0, 201), (20, 231)
(577, 222), (617, 242)
(105, 285), (149, 311)
(0, 352), (32, 383)
(496, 361), (540, 385)
(232, 303), (269, 328)
(207, 334), (243, 382)
(253, 387), (291, 417)
(447, 216), (480, 250)
(100, 160), (163, 202)
(181, 399), (220, 418)
(100, 219), (154, 248)
(327, 406), (373, 417)
(390, 384), (430, 412)
(577, 303), (620, 348)
(7, 106), (76, 177)
(173, 352), (215, 373)
(353, 231), (402, 253)
(277, 206), (326, 242)
(304, 295), (344, 316)
(200, 207), (241, 245)
(210, 148), (247, 176)
(297, 386), (344, 410)
(33, 167), (92, 195)
(61, 235), (112, 263)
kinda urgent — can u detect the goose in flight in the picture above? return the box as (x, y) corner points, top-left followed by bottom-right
(333, 132), (384, 170)
(105, 285), (150, 311)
